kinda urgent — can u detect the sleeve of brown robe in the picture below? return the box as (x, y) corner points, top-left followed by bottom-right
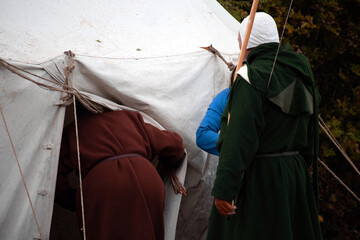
(141, 116), (185, 168)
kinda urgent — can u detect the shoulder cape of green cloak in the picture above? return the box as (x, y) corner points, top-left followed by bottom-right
(244, 42), (320, 116)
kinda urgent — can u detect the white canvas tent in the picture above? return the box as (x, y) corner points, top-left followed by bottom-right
(0, 0), (240, 239)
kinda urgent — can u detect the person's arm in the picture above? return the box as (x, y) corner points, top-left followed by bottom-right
(196, 88), (229, 156)
(212, 79), (265, 203)
(300, 115), (315, 169)
(140, 116), (185, 168)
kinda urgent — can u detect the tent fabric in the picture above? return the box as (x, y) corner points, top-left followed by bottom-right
(0, 59), (188, 240)
(0, 0), (240, 63)
(0, 0), (240, 239)
(0, 64), (65, 240)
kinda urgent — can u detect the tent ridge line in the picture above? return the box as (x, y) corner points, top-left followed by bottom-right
(75, 50), (238, 61)
(2, 50), (239, 63)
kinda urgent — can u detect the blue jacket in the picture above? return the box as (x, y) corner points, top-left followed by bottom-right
(196, 88), (229, 156)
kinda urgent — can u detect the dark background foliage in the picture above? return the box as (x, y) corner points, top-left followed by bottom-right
(217, 0), (360, 239)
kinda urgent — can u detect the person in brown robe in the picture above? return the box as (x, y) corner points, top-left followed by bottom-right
(55, 109), (185, 240)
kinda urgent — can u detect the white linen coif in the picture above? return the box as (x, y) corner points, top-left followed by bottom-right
(239, 12), (279, 49)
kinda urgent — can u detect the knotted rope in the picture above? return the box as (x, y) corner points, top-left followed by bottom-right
(0, 56), (103, 114)
(63, 51), (87, 240)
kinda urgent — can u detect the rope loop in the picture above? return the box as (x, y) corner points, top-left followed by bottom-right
(0, 52), (103, 114)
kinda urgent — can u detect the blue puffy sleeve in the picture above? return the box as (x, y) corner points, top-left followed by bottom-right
(196, 88), (229, 156)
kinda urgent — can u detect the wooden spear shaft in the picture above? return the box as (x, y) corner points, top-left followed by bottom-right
(233, 0), (260, 82)
(228, 0), (259, 125)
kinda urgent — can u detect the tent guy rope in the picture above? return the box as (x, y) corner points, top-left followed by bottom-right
(0, 105), (44, 240)
(319, 116), (360, 176)
(0, 58), (73, 93)
(318, 158), (360, 202)
(0, 57), (103, 114)
(265, 0), (294, 92)
(64, 50), (87, 240)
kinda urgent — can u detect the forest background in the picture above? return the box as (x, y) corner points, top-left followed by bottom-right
(217, 0), (360, 239)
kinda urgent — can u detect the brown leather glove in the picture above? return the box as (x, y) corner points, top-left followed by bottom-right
(214, 198), (236, 217)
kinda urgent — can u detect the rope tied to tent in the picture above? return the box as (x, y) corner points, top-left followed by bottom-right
(0, 106), (44, 240)
(200, 45), (236, 71)
(64, 50), (76, 85)
(0, 56), (103, 114)
(63, 50), (87, 240)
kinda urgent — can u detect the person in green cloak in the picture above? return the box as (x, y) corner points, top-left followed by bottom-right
(206, 12), (323, 240)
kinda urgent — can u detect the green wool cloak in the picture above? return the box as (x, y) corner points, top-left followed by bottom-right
(207, 43), (322, 240)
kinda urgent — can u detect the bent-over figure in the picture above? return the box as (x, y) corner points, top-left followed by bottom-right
(55, 109), (185, 240)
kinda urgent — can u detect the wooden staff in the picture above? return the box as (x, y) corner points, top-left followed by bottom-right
(233, 0), (260, 82)
(228, 0), (260, 125)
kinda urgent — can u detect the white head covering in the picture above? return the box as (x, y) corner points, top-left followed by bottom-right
(239, 12), (279, 49)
